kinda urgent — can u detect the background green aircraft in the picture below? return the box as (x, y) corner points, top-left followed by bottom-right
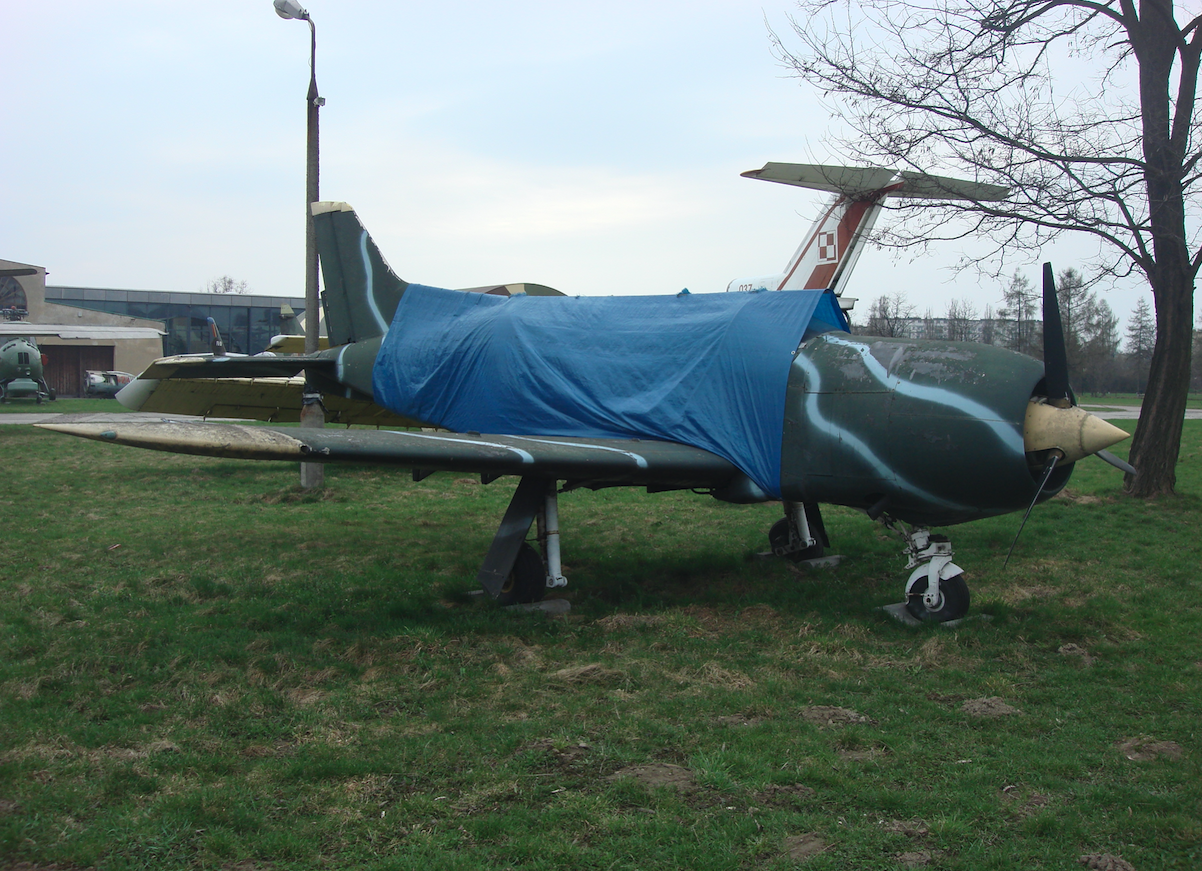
(0, 333), (55, 404)
(41, 165), (1130, 622)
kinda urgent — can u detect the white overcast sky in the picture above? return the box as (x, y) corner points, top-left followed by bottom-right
(2, 1), (1171, 331)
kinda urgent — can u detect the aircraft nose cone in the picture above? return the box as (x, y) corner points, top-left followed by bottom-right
(1023, 401), (1129, 463)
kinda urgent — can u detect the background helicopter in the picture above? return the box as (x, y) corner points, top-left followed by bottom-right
(0, 306), (56, 404)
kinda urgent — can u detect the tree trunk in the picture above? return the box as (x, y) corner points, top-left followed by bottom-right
(1123, 3), (1196, 497)
(1125, 262), (1193, 497)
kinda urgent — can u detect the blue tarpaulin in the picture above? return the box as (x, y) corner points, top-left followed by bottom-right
(373, 285), (844, 497)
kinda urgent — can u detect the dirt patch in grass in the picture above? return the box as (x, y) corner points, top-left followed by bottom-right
(782, 832), (828, 861)
(896, 851), (935, 868)
(835, 743), (886, 762)
(520, 738), (593, 768)
(548, 664), (624, 685)
(1001, 785), (1051, 816)
(1117, 737), (1184, 761)
(1054, 488), (1111, 506)
(800, 705), (874, 728)
(880, 819), (929, 838)
(1058, 643), (1095, 666)
(961, 697), (1022, 717)
(1078, 854), (1136, 871)
(606, 763), (695, 791)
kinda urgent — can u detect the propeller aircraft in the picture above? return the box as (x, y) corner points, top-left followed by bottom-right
(39, 163), (1131, 622)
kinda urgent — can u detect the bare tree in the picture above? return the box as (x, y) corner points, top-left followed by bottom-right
(774, 0), (1202, 497)
(945, 297), (979, 342)
(862, 291), (916, 337)
(205, 276), (249, 295)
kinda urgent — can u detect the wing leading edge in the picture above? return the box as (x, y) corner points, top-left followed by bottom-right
(37, 421), (743, 491)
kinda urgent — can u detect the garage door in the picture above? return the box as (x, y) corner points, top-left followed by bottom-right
(42, 345), (115, 397)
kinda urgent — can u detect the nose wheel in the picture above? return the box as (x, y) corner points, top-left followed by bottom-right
(905, 571), (970, 622)
(879, 517), (972, 623)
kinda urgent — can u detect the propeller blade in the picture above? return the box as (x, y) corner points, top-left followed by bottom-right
(1096, 449), (1136, 476)
(1004, 451), (1061, 568)
(1042, 263), (1071, 406)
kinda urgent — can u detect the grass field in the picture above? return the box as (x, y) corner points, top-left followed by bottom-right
(0, 398), (130, 415)
(1, 419), (1199, 870)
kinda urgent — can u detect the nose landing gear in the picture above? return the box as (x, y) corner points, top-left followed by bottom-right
(877, 517), (971, 623)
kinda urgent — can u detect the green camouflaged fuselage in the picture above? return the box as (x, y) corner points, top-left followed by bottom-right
(781, 333), (1066, 526)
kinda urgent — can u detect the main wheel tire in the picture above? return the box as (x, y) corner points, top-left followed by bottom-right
(495, 542), (547, 606)
(905, 573), (970, 623)
(768, 518), (825, 563)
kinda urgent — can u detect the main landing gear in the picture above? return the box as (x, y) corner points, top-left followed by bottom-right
(478, 476), (568, 606)
(768, 501), (830, 563)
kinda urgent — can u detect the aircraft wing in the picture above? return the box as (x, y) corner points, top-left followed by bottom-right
(122, 376), (422, 426)
(135, 353), (327, 380)
(117, 353), (422, 427)
(265, 335), (330, 354)
(37, 420), (742, 491)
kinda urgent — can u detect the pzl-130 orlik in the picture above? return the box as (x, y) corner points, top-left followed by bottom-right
(41, 164), (1131, 622)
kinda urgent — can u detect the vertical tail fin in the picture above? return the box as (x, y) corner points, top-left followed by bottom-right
(749, 165), (900, 295)
(731, 163), (1010, 305)
(311, 202), (409, 345)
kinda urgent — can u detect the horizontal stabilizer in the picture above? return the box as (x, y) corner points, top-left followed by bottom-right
(729, 162), (1010, 298)
(742, 163), (1010, 202)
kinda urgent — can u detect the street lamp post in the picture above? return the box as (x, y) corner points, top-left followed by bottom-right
(274, 0), (325, 489)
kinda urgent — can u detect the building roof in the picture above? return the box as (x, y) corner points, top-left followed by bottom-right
(46, 286), (304, 309)
(0, 323), (165, 340)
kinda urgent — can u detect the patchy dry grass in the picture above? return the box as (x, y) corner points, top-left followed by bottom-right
(0, 421), (1199, 869)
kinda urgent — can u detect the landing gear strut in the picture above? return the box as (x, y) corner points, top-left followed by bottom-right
(878, 519), (970, 623)
(769, 501), (829, 562)
(479, 476), (569, 605)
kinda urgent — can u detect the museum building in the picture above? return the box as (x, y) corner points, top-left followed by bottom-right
(1, 258), (306, 397)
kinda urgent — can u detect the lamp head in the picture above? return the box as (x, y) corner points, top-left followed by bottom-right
(273, 0), (309, 21)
